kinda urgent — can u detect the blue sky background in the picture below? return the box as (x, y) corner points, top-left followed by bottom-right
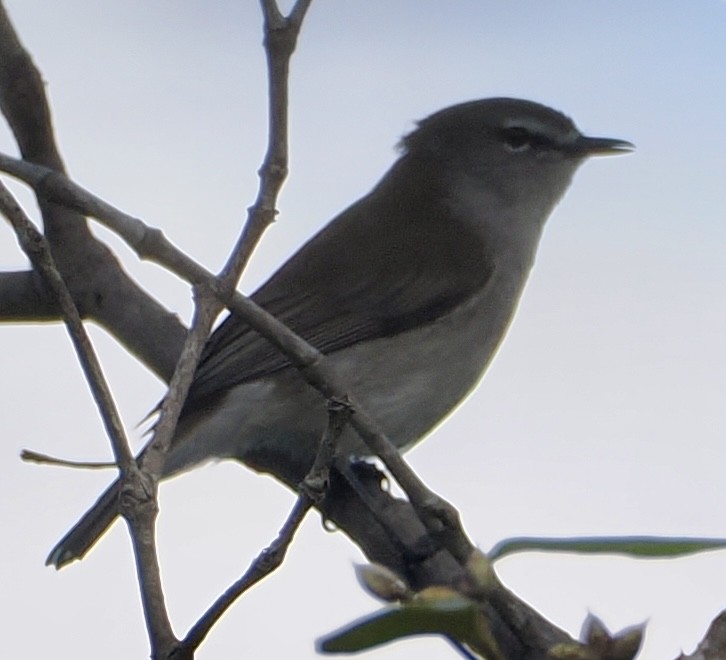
(1, 2), (725, 658)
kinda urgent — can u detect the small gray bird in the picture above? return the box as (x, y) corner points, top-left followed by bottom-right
(47, 98), (632, 568)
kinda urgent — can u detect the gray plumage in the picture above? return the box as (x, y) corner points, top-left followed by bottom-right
(47, 98), (632, 568)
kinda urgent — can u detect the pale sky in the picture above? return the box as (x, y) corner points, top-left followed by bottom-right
(1, 2), (725, 659)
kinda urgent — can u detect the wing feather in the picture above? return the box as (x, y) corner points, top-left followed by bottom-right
(181, 162), (493, 415)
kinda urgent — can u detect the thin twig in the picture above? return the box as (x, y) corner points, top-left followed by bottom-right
(0, 1), (186, 381)
(179, 397), (351, 654)
(142, 0), (315, 468)
(0, 180), (178, 652)
(20, 450), (115, 469)
(0, 181), (134, 473)
(0, 178), (182, 653)
(217, 0), (313, 283)
(129, 1), (317, 655)
(140, 285), (219, 475)
(129, 290), (223, 656)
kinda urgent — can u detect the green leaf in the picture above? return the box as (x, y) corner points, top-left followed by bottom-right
(488, 536), (726, 562)
(318, 590), (493, 655)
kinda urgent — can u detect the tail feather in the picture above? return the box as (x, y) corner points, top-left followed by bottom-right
(46, 478), (122, 569)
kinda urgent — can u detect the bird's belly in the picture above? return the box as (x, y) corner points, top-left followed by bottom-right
(328, 290), (512, 455)
(165, 266), (526, 474)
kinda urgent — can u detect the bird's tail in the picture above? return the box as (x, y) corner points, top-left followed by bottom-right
(46, 478), (122, 569)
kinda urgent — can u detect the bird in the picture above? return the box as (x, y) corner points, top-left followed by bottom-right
(47, 97), (633, 568)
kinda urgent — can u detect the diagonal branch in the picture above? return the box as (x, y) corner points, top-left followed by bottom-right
(0, 179), (178, 649)
(218, 0), (313, 283)
(0, 1), (186, 381)
(179, 397), (349, 655)
(0, 181), (133, 470)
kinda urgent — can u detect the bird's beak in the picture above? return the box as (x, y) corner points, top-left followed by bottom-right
(577, 136), (635, 156)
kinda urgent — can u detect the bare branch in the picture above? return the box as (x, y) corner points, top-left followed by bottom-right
(125, 3), (320, 651)
(0, 179), (180, 650)
(128, 289), (223, 654)
(180, 397), (350, 654)
(124, 483), (177, 656)
(0, 5), (186, 380)
(20, 449), (115, 469)
(216, 0), (313, 282)
(0, 180), (134, 470)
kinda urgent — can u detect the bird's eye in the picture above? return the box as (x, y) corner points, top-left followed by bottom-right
(501, 126), (534, 152)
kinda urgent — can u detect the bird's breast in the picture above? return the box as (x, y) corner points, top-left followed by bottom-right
(326, 261), (531, 455)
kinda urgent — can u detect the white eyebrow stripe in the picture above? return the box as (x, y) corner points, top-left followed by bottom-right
(502, 118), (580, 143)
